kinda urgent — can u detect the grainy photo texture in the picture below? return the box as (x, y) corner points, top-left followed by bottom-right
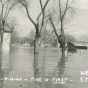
(0, 0), (88, 88)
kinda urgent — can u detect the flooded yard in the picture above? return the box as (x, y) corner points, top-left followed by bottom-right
(0, 45), (88, 88)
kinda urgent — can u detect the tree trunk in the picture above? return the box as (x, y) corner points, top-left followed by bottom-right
(33, 36), (39, 78)
(0, 22), (5, 52)
(0, 32), (4, 53)
(62, 36), (65, 54)
(62, 45), (65, 54)
(58, 34), (65, 54)
(1, 21), (5, 42)
(60, 20), (66, 54)
(1, 31), (3, 42)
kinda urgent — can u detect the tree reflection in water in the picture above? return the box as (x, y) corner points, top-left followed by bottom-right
(32, 50), (68, 88)
(33, 57), (41, 88)
(0, 54), (3, 88)
(57, 54), (68, 77)
(56, 54), (68, 87)
(33, 49), (46, 88)
(0, 52), (10, 88)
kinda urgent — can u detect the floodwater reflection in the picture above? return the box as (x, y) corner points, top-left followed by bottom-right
(56, 54), (68, 88)
(0, 52), (11, 88)
(0, 46), (88, 88)
(57, 54), (68, 77)
(33, 49), (47, 88)
(1, 52), (10, 69)
(0, 53), (3, 88)
(32, 49), (68, 88)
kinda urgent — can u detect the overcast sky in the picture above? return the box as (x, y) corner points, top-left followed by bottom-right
(65, 0), (88, 39)
(10, 0), (88, 39)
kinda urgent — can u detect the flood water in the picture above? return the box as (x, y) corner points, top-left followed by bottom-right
(0, 45), (88, 88)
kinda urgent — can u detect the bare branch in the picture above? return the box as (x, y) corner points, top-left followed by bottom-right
(0, 0), (3, 4)
(25, 6), (37, 27)
(39, 0), (43, 10)
(62, 0), (69, 20)
(1, 3), (4, 19)
(37, 0), (49, 21)
(4, 3), (9, 18)
(43, 0), (49, 11)
(17, 0), (37, 27)
(67, 6), (75, 14)
(6, 18), (18, 32)
(4, 2), (17, 20)
(38, 0), (49, 35)
(59, 0), (62, 20)
(39, 0), (45, 34)
(49, 15), (59, 37)
(4, 0), (8, 5)
(17, 0), (27, 6)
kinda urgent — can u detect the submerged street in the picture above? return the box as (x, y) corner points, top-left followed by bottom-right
(0, 45), (88, 88)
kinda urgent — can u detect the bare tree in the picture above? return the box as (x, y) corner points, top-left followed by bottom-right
(16, 0), (49, 71)
(0, 0), (17, 42)
(49, 0), (75, 54)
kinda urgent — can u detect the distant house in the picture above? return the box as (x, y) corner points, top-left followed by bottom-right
(74, 41), (88, 46)
(44, 44), (52, 48)
(74, 42), (88, 49)
(40, 43), (52, 48)
(67, 42), (88, 50)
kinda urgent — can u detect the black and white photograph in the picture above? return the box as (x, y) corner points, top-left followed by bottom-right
(0, 0), (88, 88)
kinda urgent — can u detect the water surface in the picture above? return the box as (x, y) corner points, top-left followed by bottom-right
(0, 45), (88, 88)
